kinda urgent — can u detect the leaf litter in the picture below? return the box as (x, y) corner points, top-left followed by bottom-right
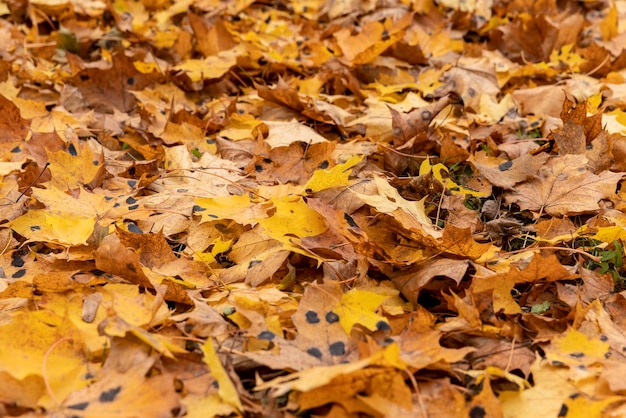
(3, 0), (626, 416)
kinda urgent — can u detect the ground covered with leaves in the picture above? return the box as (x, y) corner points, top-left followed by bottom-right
(4, 0), (626, 416)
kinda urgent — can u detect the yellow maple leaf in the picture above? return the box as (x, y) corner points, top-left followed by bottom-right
(256, 196), (327, 239)
(201, 339), (243, 411)
(0, 310), (88, 409)
(333, 288), (390, 334)
(46, 143), (104, 190)
(594, 226), (626, 243)
(183, 393), (238, 418)
(302, 155), (363, 193)
(194, 194), (268, 225)
(173, 45), (244, 82)
(220, 113), (268, 141)
(560, 395), (624, 418)
(420, 159), (490, 197)
(546, 328), (610, 366)
(549, 44), (584, 72)
(9, 209), (94, 246)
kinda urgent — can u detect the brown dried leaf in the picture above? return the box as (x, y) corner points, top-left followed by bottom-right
(505, 155), (623, 216)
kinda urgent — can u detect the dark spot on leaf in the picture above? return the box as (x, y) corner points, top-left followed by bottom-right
(307, 347), (322, 358)
(319, 160), (329, 169)
(382, 337), (395, 346)
(468, 87), (476, 97)
(326, 311), (339, 323)
(569, 352), (584, 358)
(498, 161), (513, 171)
(208, 214), (218, 219)
(551, 360), (564, 366)
(421, 110), (432, 121)
(126, 263), (136, 272)
(329, 341), (345, 356)
(100, 386), (121, 402)
(176, 189), (187, 193)
(248, 260), (262, 269)
(569, 393), (580, 399)
(376, 321), (391, 331)
(12, 269), (26, 279)
(381, 29), (389, 41)
(80, 74), (89, 81)
(127, 180), (137, 187)
(127, 77), (134, 85)
(127, 223), (142, 234)
(600, 335), (608, 341)
(126, 197), (137, 204)
(68, 144), (77, 156)
(263, 158), (272, 164)
(193, 205), (205, 212)
(113, 203), (120, 208)
(255, 164), (263, 172)
(469, 405), (486, 418)
(11, 255), (24, 267)
(67, 402), (90, 410)
(258, 330), (275, 340)
(11, 146), (20, 153)
(344, 213), (358, 228)
(305, 310), (320, 324)
(128, 204), (139, 210)
(92, 269), (105, 276)
(557, 403), (568, 417)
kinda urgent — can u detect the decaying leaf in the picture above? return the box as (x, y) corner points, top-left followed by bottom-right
(5, 1), (626, 416)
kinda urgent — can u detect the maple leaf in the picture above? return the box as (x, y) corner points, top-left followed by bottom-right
(61, 339), (180, 417)
(0, 310), (88, 410)
(7, 0), (626, 415)
(505, 155), (624, 216)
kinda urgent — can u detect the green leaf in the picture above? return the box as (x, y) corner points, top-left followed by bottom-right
(530, 301), (550, 314)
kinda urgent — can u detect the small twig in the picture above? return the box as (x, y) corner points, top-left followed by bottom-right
(0, 230), (12, 256)
(490, 245), (601, 263)
(16, 162), (49, 202)
(434, 183), (446, 231)
(42, 337), (73, 408)
(337, 275), (358, 285)
(504, 336), (516, 372)
(379, 144), (431, 159)
(585, 53), (611, 77)
(405, 371), (428, 418)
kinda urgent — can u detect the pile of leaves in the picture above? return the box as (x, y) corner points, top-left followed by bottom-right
(4, 0), (626, 416)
